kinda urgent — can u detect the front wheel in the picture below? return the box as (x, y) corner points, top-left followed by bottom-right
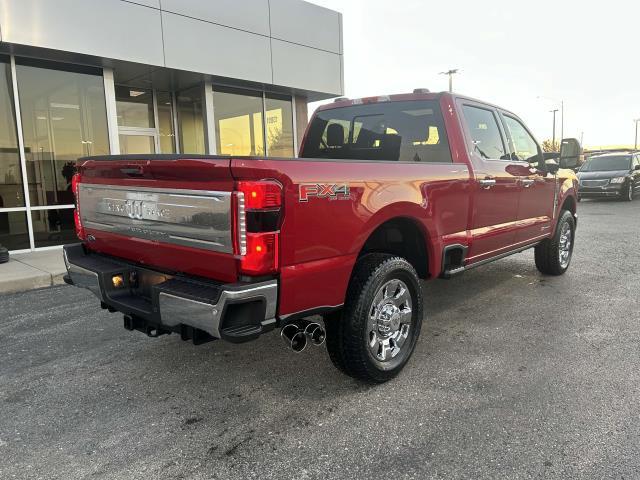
(625, 182), (634, 202)
(534, 210), (576, 276)
(325, 254), (423, 383)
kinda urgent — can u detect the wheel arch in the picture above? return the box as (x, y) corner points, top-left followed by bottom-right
(561, 195), (577, 215)
(557, 178), (579, 231)
(357, 216), (432, 280)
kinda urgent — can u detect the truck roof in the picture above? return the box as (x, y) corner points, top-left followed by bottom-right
(316, 91), (446, 112)
(316, 91), (521, 119)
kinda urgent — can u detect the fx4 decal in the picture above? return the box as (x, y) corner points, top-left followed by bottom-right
(299, 183), (351, 202)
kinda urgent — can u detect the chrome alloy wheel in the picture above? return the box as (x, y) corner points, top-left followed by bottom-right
(558, 222), (573, 269)
(367, 279), (413, 362)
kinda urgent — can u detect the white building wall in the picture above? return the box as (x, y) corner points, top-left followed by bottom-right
(0, 0), (344, 97)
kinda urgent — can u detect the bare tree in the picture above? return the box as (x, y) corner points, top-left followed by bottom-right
(541, 139), (560, 153)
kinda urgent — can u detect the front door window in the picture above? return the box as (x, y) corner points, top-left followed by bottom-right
(502, 115), (542, 168)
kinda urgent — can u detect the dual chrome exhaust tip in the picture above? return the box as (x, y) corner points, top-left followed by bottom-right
(281, 320), (326, 353)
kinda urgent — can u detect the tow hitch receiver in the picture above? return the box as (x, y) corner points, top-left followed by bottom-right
(122, 314), (215, 345)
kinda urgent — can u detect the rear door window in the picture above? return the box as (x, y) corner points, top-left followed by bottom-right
(301, 100), (452, 163)
(461, 105), (507, 160)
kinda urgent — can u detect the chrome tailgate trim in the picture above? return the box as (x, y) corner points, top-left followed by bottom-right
(79, 184), (233, 253)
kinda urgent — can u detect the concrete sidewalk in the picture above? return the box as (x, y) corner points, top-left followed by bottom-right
(0, 249), (66, 295)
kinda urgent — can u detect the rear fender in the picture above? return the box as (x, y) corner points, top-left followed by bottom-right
(356, 203), (439, 277)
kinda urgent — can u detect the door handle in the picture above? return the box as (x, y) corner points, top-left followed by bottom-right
(478, 178), (497, 189)
(521, 179), (535, 188)
(120, 166), (145, 177)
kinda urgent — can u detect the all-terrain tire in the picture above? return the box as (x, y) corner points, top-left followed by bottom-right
(324, 254), (423, 383)
(534, 210), (575, 276)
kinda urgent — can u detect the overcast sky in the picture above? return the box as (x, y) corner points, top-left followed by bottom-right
(309, 0), (640, 148)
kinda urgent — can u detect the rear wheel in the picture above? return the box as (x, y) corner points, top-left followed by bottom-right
(325, 254), (423, 383)
(535, 210), (575, 276)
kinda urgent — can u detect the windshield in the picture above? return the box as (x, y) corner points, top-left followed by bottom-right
(301, 100), (452, 163)
(581, 156), (631, 172)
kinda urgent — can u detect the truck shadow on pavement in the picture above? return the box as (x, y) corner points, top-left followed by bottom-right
(137, 251), (547, 398)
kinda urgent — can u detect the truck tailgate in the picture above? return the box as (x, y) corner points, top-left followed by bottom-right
(77, 156), (238, 283)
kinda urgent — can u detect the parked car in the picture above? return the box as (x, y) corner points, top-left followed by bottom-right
(63, 91), (580, 383)
(577, 153), (640, 201)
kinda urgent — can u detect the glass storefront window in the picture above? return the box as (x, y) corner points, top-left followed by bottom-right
(157, 91), (176, 154)
(2, 57), (299, 251)
(265, 94), (295, 157)
(0, 211), (29, 250)
(119, 135), (157, 155)
(213, 87), (265, 156)
(30, 208), (77, 248)
(0, 57), (25, 209)
(115, 86), (154, 128)
(16, 61), (109, 208)
(177, 87), (205, 154)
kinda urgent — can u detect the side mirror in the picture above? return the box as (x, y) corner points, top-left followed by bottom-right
(635, 164), (640, 171)
(558, 138), (581, 170)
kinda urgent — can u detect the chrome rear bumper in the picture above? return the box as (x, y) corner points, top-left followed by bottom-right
(63, 244), (277, 342)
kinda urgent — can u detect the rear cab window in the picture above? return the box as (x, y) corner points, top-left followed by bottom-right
(301, 100), (453, 163)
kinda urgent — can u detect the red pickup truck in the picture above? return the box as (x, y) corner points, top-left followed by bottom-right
(63, 91), (580, 383)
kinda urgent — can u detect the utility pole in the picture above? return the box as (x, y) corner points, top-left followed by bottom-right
(634, 119), (640, 150)
(550, 109), (559, 148)
(440, 69), (459, 93)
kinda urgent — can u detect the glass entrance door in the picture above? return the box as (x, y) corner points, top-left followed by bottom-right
(119, 133), (157, 154)
(115, 86), (157, 154)
(115, 86), (176, 155)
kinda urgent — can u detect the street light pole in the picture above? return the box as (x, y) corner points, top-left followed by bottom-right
(440, 69), (459, 93)
(550, 109), (559, 148)
(538, 95), (564, 141)
(560, 100), (564, 141)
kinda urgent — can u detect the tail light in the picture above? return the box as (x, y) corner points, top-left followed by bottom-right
(71, 173), (86, 241)
(235, 180), (283, 276)
(242, 181), (282, 210)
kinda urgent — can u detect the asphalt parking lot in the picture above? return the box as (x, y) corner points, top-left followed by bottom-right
(1, 198), (639, 480)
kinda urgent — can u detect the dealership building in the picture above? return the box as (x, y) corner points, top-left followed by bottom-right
(0, 0), (343, 252)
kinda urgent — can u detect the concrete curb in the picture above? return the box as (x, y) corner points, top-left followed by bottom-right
(0, 250), (67, 295)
